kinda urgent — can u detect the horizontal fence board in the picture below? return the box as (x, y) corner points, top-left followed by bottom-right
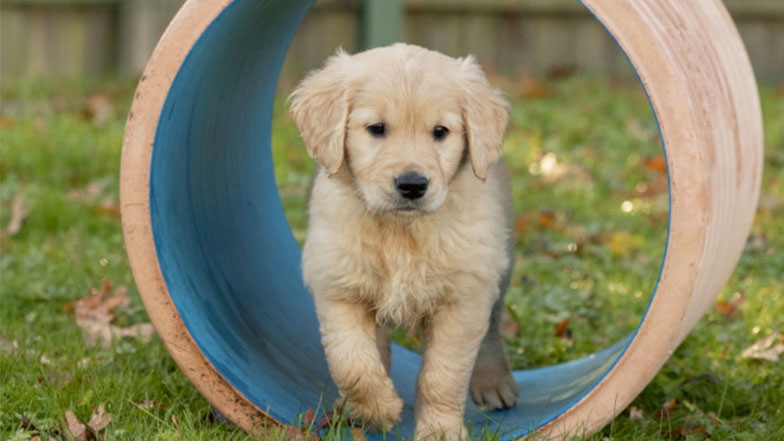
(1, 0), (782, 83)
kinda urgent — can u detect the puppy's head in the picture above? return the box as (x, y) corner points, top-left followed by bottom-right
(290, 44), (508, 216)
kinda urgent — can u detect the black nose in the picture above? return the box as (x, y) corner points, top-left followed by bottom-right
(395, 172), (429, 200)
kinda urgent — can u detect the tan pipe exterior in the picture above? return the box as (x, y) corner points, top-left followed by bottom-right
(119, 0), (763, 438)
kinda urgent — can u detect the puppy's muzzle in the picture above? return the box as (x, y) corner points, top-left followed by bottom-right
(395, 172), (429, 200)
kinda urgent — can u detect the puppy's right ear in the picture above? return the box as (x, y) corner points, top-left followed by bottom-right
(289, 50), (353, 176)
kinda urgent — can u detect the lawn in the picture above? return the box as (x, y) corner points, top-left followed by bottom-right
(1, 75), (782, 440)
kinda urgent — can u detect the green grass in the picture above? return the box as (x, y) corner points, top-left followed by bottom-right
(1, 76), (782, 440)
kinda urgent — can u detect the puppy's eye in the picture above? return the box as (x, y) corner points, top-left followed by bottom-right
(367, 123), (386, 138)
(432, 125), (449, 141)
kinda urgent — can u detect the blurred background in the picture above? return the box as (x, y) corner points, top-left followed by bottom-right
(1, 1), (782, 440)
(2, 0), (783, 84)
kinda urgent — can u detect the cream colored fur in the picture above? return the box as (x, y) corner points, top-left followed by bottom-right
(290, 43), (518, 440)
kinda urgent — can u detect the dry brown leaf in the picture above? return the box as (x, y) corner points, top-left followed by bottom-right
(628, 406), (644, 420)
(303, 408), (316, 426)
(547, 64), (576, 80)
(64, 410), (87, 440)
(69, 278), (156, 347)
(515, 76), (550, 99)
(96, 197), (121, 219)
(555, 318), (571, 338)
(741, 332), (784, 362)
(714, 301), (737, 318)
(644, 156), (668, 174)
(0, 115), (14, 128)
(488, 73), (551, 100)
(514, 214), (530, 236)
(657, 397), (677, 420)
(350, 428), (367, 441)
(1, 194), (29, 240)
(714, 294), (744, 321)
(84, 92), (112, 127)
(538, 211), (557, 229)
(88, 403), (111, 432)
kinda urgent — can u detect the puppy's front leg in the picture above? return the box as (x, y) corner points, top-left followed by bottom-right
(315, 298), (403, 431)
(415, 291), (494, 441)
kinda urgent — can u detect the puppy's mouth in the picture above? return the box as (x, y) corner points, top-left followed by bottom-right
(395, 201), (421, 212)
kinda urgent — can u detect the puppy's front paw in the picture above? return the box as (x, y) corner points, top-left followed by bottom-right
(469, 358), (519, 410)
(414, 416), (467, 441)
(335, 391), (403, 432)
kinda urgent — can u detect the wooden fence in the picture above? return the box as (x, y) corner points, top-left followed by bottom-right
(2, 0), (782, 84)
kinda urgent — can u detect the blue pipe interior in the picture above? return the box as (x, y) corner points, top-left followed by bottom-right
(150, 0), (666, 438)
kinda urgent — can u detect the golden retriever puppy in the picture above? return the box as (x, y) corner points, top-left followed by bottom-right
(290, 43), (518, 440)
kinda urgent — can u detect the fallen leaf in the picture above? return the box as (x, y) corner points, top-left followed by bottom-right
(95, 197), (121, 219)
(644, 156), (668, 175)
(281, 425), (318, 441)
(714, 301), (736, 318)
(0, 115), (14, 128)
(714, 294), (744, 321)
(83, 92), (112, 127)
(514, 214), (531, 236)
(628, 406), (644, 420)
(88, 403), (111, 432)
(547, 64), (576, 80)
(316, 410), (345, 429)
(741, 332), (784, 362)
(538, 211), (557, 229)
(303, 408), (315, 426)
(657, 398), (677, 420)
(555, 318), (571, 338)
(0, 193), (29, 240)
(68, 278), (156, 347)
(64, 411), (87, 440)
(515, 76), (550, 99)
(350, 427), (367, 441)
(21, 413), (37, 431)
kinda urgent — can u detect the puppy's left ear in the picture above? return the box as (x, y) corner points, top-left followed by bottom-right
(459, 56), (509, 181)
(289, 50), (353, 176)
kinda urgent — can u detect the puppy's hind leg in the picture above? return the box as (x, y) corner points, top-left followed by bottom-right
(469, 264), (519, 410)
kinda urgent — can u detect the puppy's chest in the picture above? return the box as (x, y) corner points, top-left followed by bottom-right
(350, 227), (459, 327)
